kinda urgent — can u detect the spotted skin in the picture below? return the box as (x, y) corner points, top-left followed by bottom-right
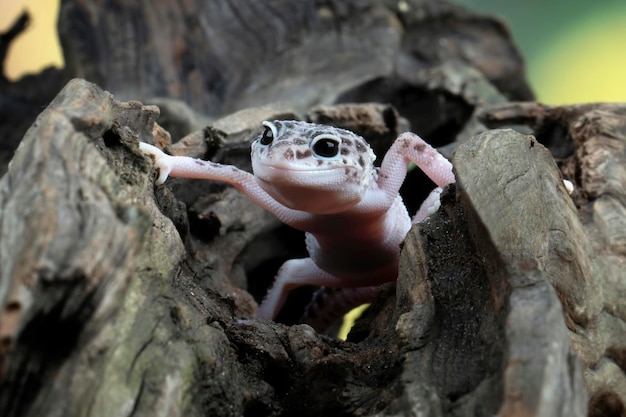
(140, 120), (455, 331)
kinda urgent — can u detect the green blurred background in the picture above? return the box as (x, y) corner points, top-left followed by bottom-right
(1, 0), (625, 104)
(454, 0), (626, 103)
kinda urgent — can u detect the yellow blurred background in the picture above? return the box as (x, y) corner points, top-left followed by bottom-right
(528, 9), (626, 103)
(1, 0), (63, 79)
(1, 0), (625, 104)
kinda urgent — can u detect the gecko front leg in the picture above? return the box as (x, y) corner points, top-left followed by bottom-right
(360, 132), (455, 219)
(386, 133), (454, 221)
(378, 132), (455, 196)
(139, 142), (313, 229)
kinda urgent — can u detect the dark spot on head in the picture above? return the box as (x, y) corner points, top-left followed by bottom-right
(342, 159), (347, 164)
(284, 149), (295, 160)
(414, 143), (426, 152)
(356, 142), (366, 153)
(317, 160), (324, 166)
(343, 139), (353, 147)
(358, 156), (365, 167)
(402, 139), (410, 148)
(340, 147), (350, 155)
(194, 160), (205, 166)
(296, 150), (312, 159)
(292, 139), (307, 145)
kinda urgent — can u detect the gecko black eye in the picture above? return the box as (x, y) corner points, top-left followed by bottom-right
(311, 135), (341, 158)
(259, 121), (279, 146)
(260, 126), (274, 145)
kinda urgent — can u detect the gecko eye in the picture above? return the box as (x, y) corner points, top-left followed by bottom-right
(311, 135), (341, 159)
(260, 127), (274, 145)
(260, 121), (278, 145)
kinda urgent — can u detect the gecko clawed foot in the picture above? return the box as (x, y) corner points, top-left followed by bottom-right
(139, 142), (172, 185)
(413, 186), (444, 223)
(427, 196), (442, 216)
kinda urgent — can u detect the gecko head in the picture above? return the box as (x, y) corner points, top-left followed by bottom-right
(251, 120), (376, 214)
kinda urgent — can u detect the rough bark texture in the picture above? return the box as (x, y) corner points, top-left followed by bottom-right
(478, 103), (626, 417)
(0, 1), (624, 416)
(57, 0), (532, 117)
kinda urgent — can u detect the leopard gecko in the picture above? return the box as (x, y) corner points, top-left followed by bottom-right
(140, 120), (455, 330)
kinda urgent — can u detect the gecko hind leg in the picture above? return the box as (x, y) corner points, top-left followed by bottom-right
(256, 258), (348, 321)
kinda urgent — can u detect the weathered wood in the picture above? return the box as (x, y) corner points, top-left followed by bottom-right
(478, 102), (626, 416)
(2, 78), (614, 417)
(0, 79), (188, 417)
(55, 0), (531, 136)
(454, 130), (588, 416)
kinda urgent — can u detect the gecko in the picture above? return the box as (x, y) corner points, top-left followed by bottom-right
(140, 120), (455, 330)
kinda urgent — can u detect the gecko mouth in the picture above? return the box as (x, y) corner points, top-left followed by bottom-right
(252, 163), (364, 213)
(253, 163), (358, 189)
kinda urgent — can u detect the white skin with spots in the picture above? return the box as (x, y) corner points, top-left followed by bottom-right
(140, 120), (455, 323)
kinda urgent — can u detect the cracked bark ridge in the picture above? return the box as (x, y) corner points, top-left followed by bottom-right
(0, 79), (187, 417)
(478, 102), (626, 417)
(453, 130), (588, 416)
